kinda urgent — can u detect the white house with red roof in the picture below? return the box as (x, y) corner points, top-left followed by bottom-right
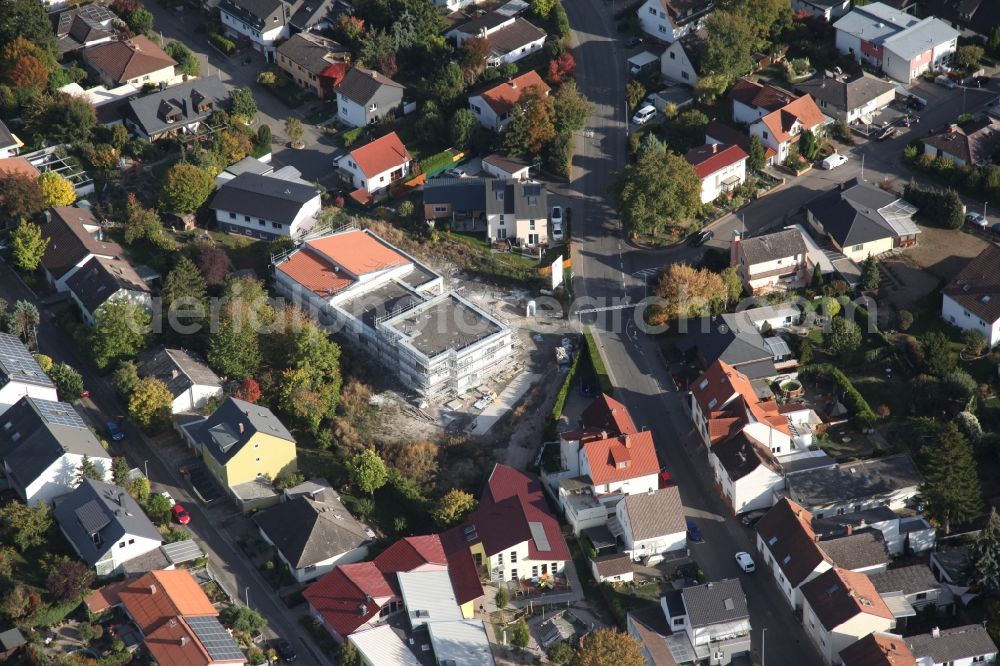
(684, 143), (748, 204)
(801, 567), (894, 665)
(335, 131), (412, 202)
(730, 79), (799, 125)
(636, 0), (715, 43)
(749, 94), (830, 163)
(755, 498), (833, 609)
(468, 71), (551, 133)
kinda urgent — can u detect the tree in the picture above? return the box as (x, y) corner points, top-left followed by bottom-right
(942, 369), (977, 404)
(274, 470), (305, 490)
(426, 62), (466, 107)
(128, 377), (173, 429)
(747, 134), (766, 173)
(991, 24), (1000, 56)
(896, 309), (913, 331)
(91, 301), (150, 370)
(701, 11), (756, 86)
(920, 422), (982, 533)
(956, 44), (984, 70)
(229, 87), (257, 122)
(553, 80), (592, 134)
(625, 79), (645, 110)
(75, 455), (104, 486)
(0, 501), (52, 551)
(350, 448), (389, 497)
(219, 605), (266, 635)
(8, 55), (48, 90)
(798, 129), (820, 161)
(46, 557), (94, 601)
(826, 316), (861, 355)
(667, 109), (710, 153)
(460, 35), (490, 75)
(234, 378), (262, 403)
(0, 584), (34, 620)
(8, 300), (39, 347)
(921, 331), (957, 376)
(112, 360), (140, 396)
(127, 476), (150, 503)
(0, 0), (57, 60)
(165, 41), (199, 77)
(970, 508), (1000, 594)
(956, 410), (983, 446)
(284, 117), (304, 146)
(547, 52), (576, 84)
(33, 353), (52, 372)
(111, 123), (130, 151)
(163, 255), (208, 324)
(450, 108), (477, 148)
(963, 329), (987, 357)
(357, 29), (396, 76)
(0, 173), (44, 223)
(650, 264), (727, 324)
(49, 362), (84, 402)
(338, 641), (361, 666)
(212, 129), (252, 164)
(432, 489), (477, 527)
(531, 0), (556, 18)
(720, 267), (743, 306)
(37, 171), (76, 208)
(574, 628), (645, 666)
(124, 193), (166, 247)
(196, 243), (231, 286)
(860, 255), (880, 291)
(144, 492), (173, 525)
(127, 6), (153, 34)
(207, 306), (263, 380)
(37, 94), (96, 144)
(161, 163), (214, 214)
(548, 640), (575, 665)
(510, 617), (530, 648)
(614, 148), (702, 240)
(10, 220), (48, 272)
(112, 457), (131, 486)
(256, 123), (271, 150)
(503, 85), (556, 158)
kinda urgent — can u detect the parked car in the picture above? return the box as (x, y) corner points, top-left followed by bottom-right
(105, 420), (125, 441)
(160, 491), (176, 507)
(658, 468), (676, 488)
(275, 639), (297, 663)
(551, 206), (564, 242)
(935, 74), (957, 89)
(821, 153), (849, 170)
(735, 551), (756, 573)
(690, 229), (714, 246)
(631, 104), (657, 125)
(876, 126), (897, 142)
(966, 211), (988, 229)
(172, 504), (191, 525)
(686, 519), (703, 542)
(624, 36), (643, 48)
(444, 167), (471, 178)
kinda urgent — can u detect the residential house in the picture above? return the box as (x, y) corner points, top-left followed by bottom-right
(0, 396), (111, 506)
(657, 579), (752, 664)
(66, 256), (151, 326)
(0, 157), (39, 182)
(481, 153), (531, 181)
(276, 33), (349, 99)
(210, 171), (321, 239)
(444, 464), (570, 587)
(468, 71), (551, 133)
(347, 625), (421, 666)
(39, 207), (127, 292)
(793, 0), (852, 21)
(679, 313), (795, 379)
(731, 227), (811, 294)
(688, 360), (789, 447)
(52, 5), (117, 58)
(906, 625), (998, 666)
(215, 155), (276, 186)
(626, 605), (679, 665)
(941, 243), (1000, 348)
(334, 66), (405, 128)
(447, 11), (546, 66)
(82, 35), (177, 88)
(53, 479), (163, 577)
(813, 507), (936, 557)
(749, 93), (829, 163)
(335, 131), (412, 202)
(0, 121), (19, 159)
(660, 36), (700, 86)
(422, 178), (487, 224)
(805, 178), (921, 261)
(756, 498), (833, 609)
(614, 487), (687, 562)
(795, 73), (897, 125)
(591, 553), (634, 584)
(930, 548), (976, 605)
(706, 119), (776, 165)
(819, 532), (890, 575)
(219, 0), (289, 61)
(839, 632), (918, 666)
(929, 0), (1000, 39)
(0, 333), (58, 415)
(730, 78), (799, 126)
(802, 567), (895, 665)
(84, 570), (246, 666)
(834, 3), (958, 84)
(254, 492), (374, 582)
(272, 227), (513, 399)
(180, 397), (297, 509)
(710, 429), (786, 514)
(125, 76), (229, 141)
(485, 179), (548, 246)
(288, 0), (343, 34)
(0, 629), (27, 661)
(636, 0), (715, 43)
(786, 454), (924, 516)
(870, 565), (954, 614)
(683, 143), (748, 204)
(921, 117), (1000, 167)
(137, 347), (223, 415)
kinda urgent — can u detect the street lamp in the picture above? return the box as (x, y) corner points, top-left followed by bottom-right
(245, 587), (251, 608)
(143, 460), (149, 479)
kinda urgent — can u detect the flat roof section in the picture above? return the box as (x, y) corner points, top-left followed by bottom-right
(382, 294), (504, 358)
(397, 263), (440, 291)
(340, 281), (425, 329)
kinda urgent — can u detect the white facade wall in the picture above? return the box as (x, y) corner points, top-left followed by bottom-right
(0, 144), (17, 159)
(482, 160), (529, 181)
(698, 157), (747, 204)
(170, 384), (224, 415)
(803, 603), (892, 666)
(336, 156), (410, 195)
(661, 41), (699, 85)
(715, 458), (784, 514)
(486, 211), (548, 245)
(91, 63), (175, 89)
(801, 485), (921, 517)
(835, 31), (864, 62)
(335, 95), (369, 128)
(579, 453), (658, 497)
(733, 99), (771, 125)
(756, 533), (832, 609)
(0, 382), (59, 417)
(275, 541), (369, 584)
(615, 499), (686, 560)
(942, 294), (1000, 348)
(220, 9), (287, 56)
(490, 36), (546, 67)
(216, 195), (321, 239)
(488, 541), (564, 582)
(21, 454), (112, 507)
(637, 0), (680, 42)
(842, 87), (897, 124)
(90, 533), (163, 577)
(469, 96), (503, 132)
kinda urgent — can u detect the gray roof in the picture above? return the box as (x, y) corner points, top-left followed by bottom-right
(787, 454), (923, 509)
(210, 172), (320, 225)
(224, 156), (273, 178)
(0, 628), (26, 650)
(482, 153), (530, 175)
(907, 625), (998, 664)
(680, 314), (776, 376)
(276, 33), (348, 75)
(289, 0), (338, 31)
(819, 531), (889, 571)
(485, 18), (547, 58)
(932, 547), (970, 583)
(795, 74), (896, 113)
(219, 0), (284, 28)
(483, 179), (547, 220)
(833, 3), (921, 45)
(0, 332), (56, 390)
(53, 479), (161, 566)
(186, 397), (294, 466)
(66, 256), (149, 315)
(806, 178), (901, 247)
(714, 431), (782, 482)
(869, 564), (940, 596)
(138, 347), (221, 400)
(451, 10), (513, 35)
(882, 17), (959, 60)
(427, 620), (496, 666)
(335, 66), (404, 106)
(811, 506), (899, 538)
(0, 397), (109, 491)
(253, 496), (371, 568)
(738, 228), (807, 265)
(681, 579), (749, 628)
(423, 178), (487, 211)
(621, 487), (687, 541)
(127, 76), (229, 138)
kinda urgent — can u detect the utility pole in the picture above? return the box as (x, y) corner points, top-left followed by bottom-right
(762, 627), (767, 666)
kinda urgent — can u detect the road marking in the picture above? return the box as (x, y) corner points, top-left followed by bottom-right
(631, 267), (660, 279)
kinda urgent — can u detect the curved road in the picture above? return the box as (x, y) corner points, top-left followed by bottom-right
(563, 1), (823, 663)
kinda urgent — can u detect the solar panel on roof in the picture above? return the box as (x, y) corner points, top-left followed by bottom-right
(0, 334), (50, 384)
(183, 616), (244, 662)
(161, 540), (204, 564)
(75, 499), (111, 535)
(528, 521), (550, 552)
(33, 399), (87, 427)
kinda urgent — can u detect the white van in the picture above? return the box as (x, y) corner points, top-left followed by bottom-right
(821, 153), (849, 170)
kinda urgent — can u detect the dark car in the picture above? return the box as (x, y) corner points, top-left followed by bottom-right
(105, 420), (125, 441)
(690, 229), (714, 246)
(739, 510), (768, 528)
(624, 36), (643, 48)
(275, 639), (296, 662)
(686, 519), (703, 542)
(992, 222), (1000, 235)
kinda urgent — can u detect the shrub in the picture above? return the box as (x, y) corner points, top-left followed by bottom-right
(896, 309), (913, 331)
(341, 127), (363, 147)
(208, 33), (236, 55)
(419, 150), (457, 177)
(800, 364), (877, 429)
(495, 586), (509, 609)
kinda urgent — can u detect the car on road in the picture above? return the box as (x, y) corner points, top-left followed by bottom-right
(690, 229), (713, 246)
(966, 211), (989, 229)
(735, 551), (756, 573)
(686, 519), (703, 542)
(275, 639), (296, 662)
(551, 206), (564, 241)
(172, 504), (191, 525)
(821, 153), (849, 170)
(876, 126), (897, 142)
(624, 36), (643, 48)
(935, 74), (957, 89)
(658, 468), (676, 488)
(631, 105), (657, 125)
(105, 420), (125, 441)
(739, 510), (768, 528)
(160, 491), (176, 507)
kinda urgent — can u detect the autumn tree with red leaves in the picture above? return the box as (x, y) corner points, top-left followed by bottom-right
(547, 52), (576, 84)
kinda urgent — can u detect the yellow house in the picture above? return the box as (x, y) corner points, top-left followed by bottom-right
(184, 397), (297, 497)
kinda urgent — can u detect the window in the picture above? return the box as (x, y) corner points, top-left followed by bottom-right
(762, 131), (769, 139)
(529, 219), (536, 230)
(658, 25), (666, 33)
(258, 219), (266, 226)
(498, 215), (505, 225)
(304, 565), (316, 573)
(472, 105), (480, 115)
(551, 562), (557, 573)
(497, 570), (504, 581)
(229, 212), (236, 219)
(915, 592), (927, 600)
(509, 550), (517, 562)
(672, 618), (684, 627)
(244, 215), (251, 222)
(682, 71), (689, 80)
(648, 6), (655, 13)
(510, 567), (518, 579)
(272, 222), (281, 229)
(669, 52), (676, 60)
(531, 565), (538, 577)
(119, 542), (126, 548)
(255, 457), (261, 462)
(851, 244), (864, 252)
(128, 539), (134, 545)
(434, 206), (447, 212)
(498, 553), (504, 566)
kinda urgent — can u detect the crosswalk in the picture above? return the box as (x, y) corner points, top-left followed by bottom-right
(631, 267), (661, 279)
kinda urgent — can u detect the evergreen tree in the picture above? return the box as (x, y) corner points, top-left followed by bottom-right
(747, 134), (766, 173)
(920, 422), (982, 534)
(162, 255), (208, 329)
(75, 455), (103, 485)
(112, 457), (131, 486)
(860, 255), (880, 291)
(970, 507), (1000, 594)
(811, 263), (824, 290)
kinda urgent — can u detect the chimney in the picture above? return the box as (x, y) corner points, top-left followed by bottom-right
(600, 430), (607, 440)
(711, 144), (718, 154)
(238, 423), (245, 434)
(179, 636), (189, 646)
(148, 584), (157, 594)
(623, 434), (631, 448)
(509, 79), (517, 89)
(932, 627), (941, 638)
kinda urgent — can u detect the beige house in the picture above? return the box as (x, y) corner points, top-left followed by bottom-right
(81, 36), (176, 87)
(801, 567), (894, 665)
(275, 34), (349, 100)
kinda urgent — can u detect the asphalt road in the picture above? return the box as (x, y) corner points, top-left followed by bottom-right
(563, 1), (824, 662)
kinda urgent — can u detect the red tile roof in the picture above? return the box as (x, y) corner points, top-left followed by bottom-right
(372, 535), (447, 573)
(692, 359), (754, 415)
(684, 143), (748, 179)
(730, 78), (797, 113)
(0, 157), (40, 179)
(705, 120), (777, 159)
(83, 35), (176, 84)
(758, 95), (826, 144)
(475, 70), (550, 115)
(439, 529), (487, 605)
(582, 432), (659, 486)
(304, 229), (409, 278)
(302, 562), (395, 639)
(580, 394), (637, 435)
(755, 498), (830, 588)
(275, 245), (355, 297)
(840, 633), (918, 666)
(942, 242), (1000, 324)
(802, 567), (894, 631)
(693, 360), (790, 442)
(348, 131), (411, 179)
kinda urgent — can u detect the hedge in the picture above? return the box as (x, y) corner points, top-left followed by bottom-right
(585, 327), (614, 396)
(341, 127), (363, 147)
(24, 599), (80, 628)
(545, 347), (582, 439)
(800, 364), (877, 429)
(419, 150), (457, 178)
(208, 32), (236, 55)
